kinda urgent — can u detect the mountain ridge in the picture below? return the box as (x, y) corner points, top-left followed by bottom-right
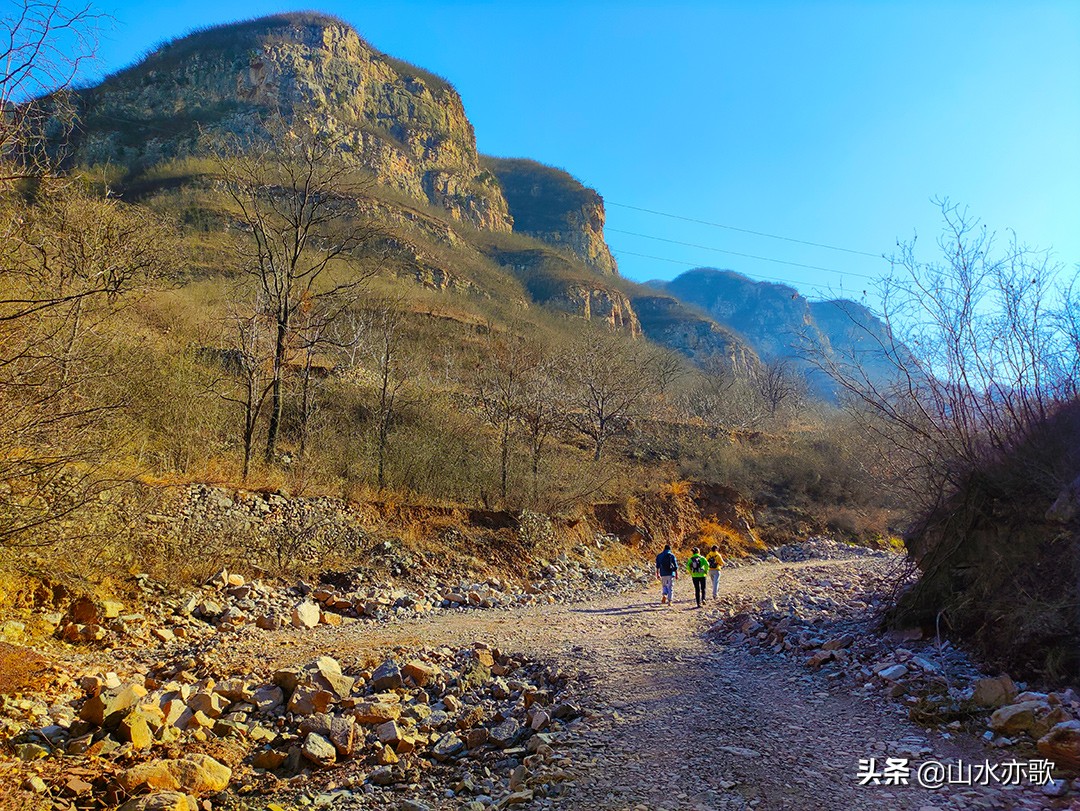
(55, 12), (899, 392)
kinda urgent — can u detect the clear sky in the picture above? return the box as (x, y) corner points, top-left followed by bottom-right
(84, 0), (1080, 299)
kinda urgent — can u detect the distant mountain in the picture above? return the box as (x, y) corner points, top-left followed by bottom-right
(650, 268), (901, 398)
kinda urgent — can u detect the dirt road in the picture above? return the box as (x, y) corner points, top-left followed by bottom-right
(207, 557), (1031, 810)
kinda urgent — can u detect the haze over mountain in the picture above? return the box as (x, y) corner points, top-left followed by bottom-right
(58, 11), (897, 392)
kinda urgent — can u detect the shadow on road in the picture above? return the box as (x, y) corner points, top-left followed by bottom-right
(569, 603), (665, 616)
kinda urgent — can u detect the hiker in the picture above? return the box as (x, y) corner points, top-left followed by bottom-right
(655, 544), (679, 605)
(686, 546), (709, 608)
(706, 544), (725, 600)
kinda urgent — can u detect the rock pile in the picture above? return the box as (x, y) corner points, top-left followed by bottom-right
(768, 536), (893, 564)
(44, 554), (650, 653)
(709, 560), (1080, 798)
(5, 642), (590, 810)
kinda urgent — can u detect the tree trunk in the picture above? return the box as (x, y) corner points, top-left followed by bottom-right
(265, 314), (288, 464)
(298, 354), (313, 462)
(500, 417), (510, 501)
(531, 439), (540, 506)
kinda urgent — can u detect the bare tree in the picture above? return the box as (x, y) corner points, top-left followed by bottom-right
(1, 0), (99, 184)
(0, 183), (173, 546)
(355, 298), (409, 491)
(819, 199), (1078, 509)
(561, 329), (657, 461)
(210, 296), (276, 481)
(753, 357), (806, 419)
(678, 356), (768, 431)
(475, 338), (529, 502)
(517, 346), (564, 505)
(209, 119), (383, 465)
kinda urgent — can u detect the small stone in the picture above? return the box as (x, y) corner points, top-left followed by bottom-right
(353, 701), (401, 725)
(877, 664), (908, 681)
(23, 775), (48, 792)
(489, 717), (521, 748)
(79, 683), (148, 727)
(117, 792), (197, 811)
(971, 675), (1018, 708)
(187, 692), (229, 719)
(377, 720), (403, 745)
(369, 766), (396, 786)
(252, 749), (287, 770)
(15, 742), (49, 760)
(402, 660), (439, 687)
(1037, 720), (1080, 770)
(119, 709), (156, 750)
(990, 701), (1046, 735)
(116, 754), (231, 795)
(431, 732), (464, 761)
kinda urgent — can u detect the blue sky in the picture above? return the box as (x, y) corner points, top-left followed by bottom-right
(85, 0), (1080, 299)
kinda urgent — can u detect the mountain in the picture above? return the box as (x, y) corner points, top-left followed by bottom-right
(481, 158), (618, 275)
(50, 13), (772, 374)
(651, 268), (900, 397)
(68, 12), (512, 231)
(58, 14), (904, 395)
(61, 13), (932, 390)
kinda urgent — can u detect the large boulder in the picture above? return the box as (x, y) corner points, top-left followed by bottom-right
(971, 675), (1018, 708)
(989, 701), (1068, 737)
(117, 755), (231, 795)
(1037, 720), (1080, 770)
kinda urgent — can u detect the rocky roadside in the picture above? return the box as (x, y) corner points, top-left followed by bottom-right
(707, 541), (1080, 808)
(13, 546), (650, 651)
(0, 533), (653, 811)
(2, 639), (596, 811)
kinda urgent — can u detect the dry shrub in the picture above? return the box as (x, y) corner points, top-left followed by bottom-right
(892, 399), (1080, 682)
(695, 518), (765, 556)
(823, 506), (895, 545)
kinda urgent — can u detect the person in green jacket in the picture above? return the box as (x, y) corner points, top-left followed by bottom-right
(686, 546), (709, 608)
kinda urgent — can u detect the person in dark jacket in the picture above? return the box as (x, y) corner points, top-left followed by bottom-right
(655, 545), (679, 605)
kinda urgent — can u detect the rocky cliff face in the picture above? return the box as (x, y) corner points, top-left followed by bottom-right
(483, 157), (618, 275)
(545, 284), (641, 335)
(487, 246), (638, 334)
(631, 294), (758, 373)
(70, 13), (511, 231)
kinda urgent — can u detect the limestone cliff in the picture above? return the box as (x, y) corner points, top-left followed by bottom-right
(545, 284), (641, 335)
(70, 13), (511, 231)
(631, 294), (758, 373)
(482, 157), (618, 275)
(487, 246), (639, 335)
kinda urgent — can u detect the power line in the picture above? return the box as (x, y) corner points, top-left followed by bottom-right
(608, 201), (887, 260)
(610, 249), (855, 294)
(607, 228), (878, 280)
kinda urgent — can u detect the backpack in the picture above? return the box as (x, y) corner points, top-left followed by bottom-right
(656, 551), (677, 576)
(690, 555), (705, 573)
